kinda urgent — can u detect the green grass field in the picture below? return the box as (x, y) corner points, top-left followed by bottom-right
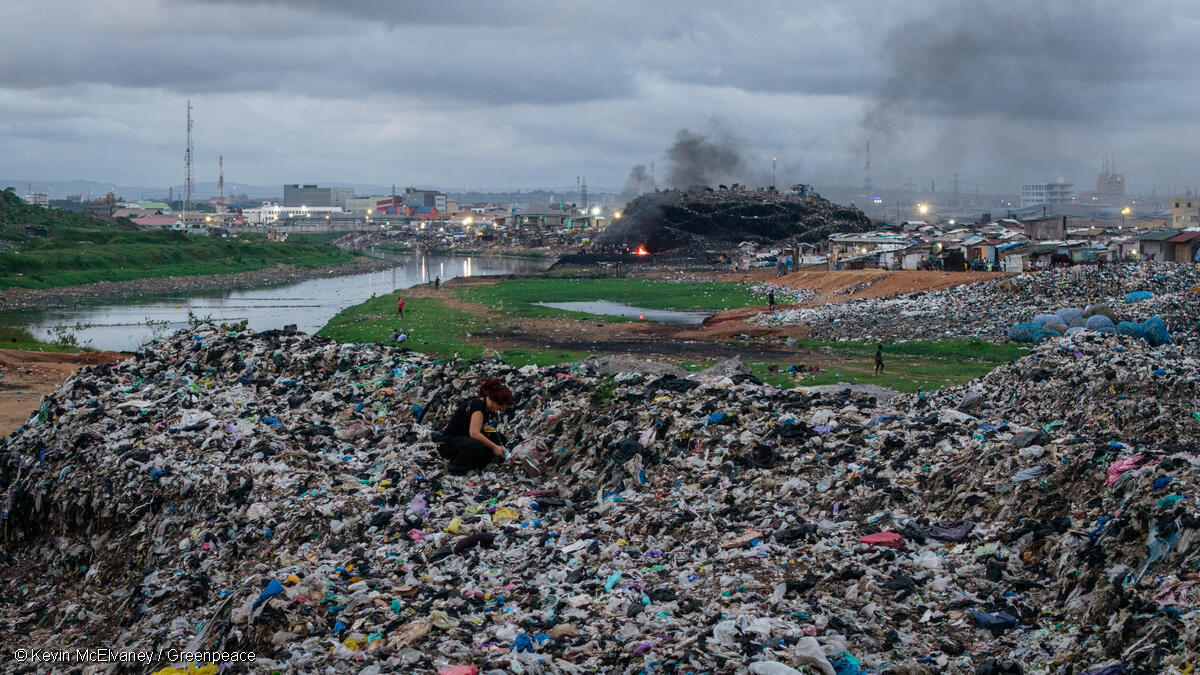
(321, 280), (1023, 392)
(319, 293), (593, 367)
(0, 325), (93, 353)
(0, 188), (359, 289)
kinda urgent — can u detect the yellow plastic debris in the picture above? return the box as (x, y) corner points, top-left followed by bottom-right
(285, 573), (300, 584)
(493, 507), (518, 523)
(444, 517), (462, 534)
(152, 666), (218, 675)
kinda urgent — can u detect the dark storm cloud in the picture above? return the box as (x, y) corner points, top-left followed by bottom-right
(864, 0), (1149, 134)
(3, 0), (1200, 190)
(188, 0), (554, 28)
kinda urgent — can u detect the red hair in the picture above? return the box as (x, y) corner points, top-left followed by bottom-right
(479, 377), (513, 405)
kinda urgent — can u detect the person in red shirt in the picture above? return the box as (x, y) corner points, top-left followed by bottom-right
(397, 297), (404, 317)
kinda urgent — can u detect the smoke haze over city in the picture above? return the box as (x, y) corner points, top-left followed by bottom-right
(1, 0), (1198, 194)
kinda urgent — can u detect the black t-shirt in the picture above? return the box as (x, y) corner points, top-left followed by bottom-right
(445, 397), (488, 437)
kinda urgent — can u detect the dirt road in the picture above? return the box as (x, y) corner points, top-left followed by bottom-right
(0, 349), (126, 434)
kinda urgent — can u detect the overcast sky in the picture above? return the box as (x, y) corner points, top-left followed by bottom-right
(2, 0), (1199, 194)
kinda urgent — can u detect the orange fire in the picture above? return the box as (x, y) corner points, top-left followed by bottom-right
(634, 246), (649, 256)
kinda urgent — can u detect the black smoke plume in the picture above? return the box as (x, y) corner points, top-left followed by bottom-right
(622, 164), (657, 199)
(665, 128), (746, 189)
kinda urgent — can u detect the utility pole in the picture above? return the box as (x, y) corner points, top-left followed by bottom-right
(772, 156), (777, 188)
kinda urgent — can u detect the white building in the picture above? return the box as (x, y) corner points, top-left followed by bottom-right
(1020, 180), (1074, 209)
(241, 201), (345, 225)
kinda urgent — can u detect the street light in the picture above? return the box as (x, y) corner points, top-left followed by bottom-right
(1121, 206), (1130, 229)
(918, 203), (929, 216)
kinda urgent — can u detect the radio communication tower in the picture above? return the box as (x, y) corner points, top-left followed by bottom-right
(184, 101), (195, 219)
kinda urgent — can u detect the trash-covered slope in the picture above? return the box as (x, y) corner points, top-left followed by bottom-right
(1, 327), (1197, 673)
(602, 188), (872, 253)
(758, 263), (1200, 344)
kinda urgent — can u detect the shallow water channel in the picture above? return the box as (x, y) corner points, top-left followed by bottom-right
(6, 252), (550, 352)
(534, 300), (711, 325)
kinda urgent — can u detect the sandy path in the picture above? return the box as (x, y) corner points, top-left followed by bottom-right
(0, 349), (127, 433)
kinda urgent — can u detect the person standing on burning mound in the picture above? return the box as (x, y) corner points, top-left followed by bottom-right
(440, 377), (537, 475)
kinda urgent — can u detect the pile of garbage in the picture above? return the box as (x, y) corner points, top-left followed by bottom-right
(602, 188), (871, 253)
(1007, 305), (1172, 346)
(1, 326), (1197, 673)
(757, 263), (1200, 344)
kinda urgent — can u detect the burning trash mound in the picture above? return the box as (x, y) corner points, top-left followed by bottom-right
(601, 187), (872, 254)
(0, 327), (1197, 672)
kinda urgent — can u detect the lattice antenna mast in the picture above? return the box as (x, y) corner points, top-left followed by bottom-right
(216, 154), (225, 212)
(864, 139), (872, 191)
(184, 100), (195, 219)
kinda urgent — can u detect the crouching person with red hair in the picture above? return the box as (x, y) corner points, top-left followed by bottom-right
(439, 377), (528, 475)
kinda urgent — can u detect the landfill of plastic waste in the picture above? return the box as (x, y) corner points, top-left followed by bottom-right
(756, 263), (1200, 345)
(0, 317), (1197, 672)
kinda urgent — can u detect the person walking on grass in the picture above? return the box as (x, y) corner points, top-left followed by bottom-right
(397, 297), (404, 317)
(768, 290), (776, 312)
(874, 344), (885, 375)
(434, 276), (440, 290)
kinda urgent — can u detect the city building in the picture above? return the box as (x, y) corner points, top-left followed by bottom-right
(89, 192), (118, 219)
(1095, 170), (1125, 206)
(1138, 229), (1179, 262)
(1170, 197), (1200, 229)
(1023, 216), (1067, 241)
(498, 204), (568, 231)
(22, 192), (48, 207)
(283, 184), (354, 208)
(131, 215), (184, 230)
(404, 188), (447, 213)
(243, 202), (345, 225)
(1020, 180), (1074, 209)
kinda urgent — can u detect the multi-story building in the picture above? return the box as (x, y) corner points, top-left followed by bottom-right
(1020, 181), (1074, 209)
(283, 184), (354, 208)
(405, 188), (447, 213)
(1096, 171), (1125, 206)
(1170, 196), (1200, 229)
(23, 192), (48, 207)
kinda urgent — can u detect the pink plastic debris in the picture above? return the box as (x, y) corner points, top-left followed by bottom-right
(859, 532), (904, 548)
(1105, 454), (1147, 487)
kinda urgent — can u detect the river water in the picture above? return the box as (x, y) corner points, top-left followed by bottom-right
(6, 252), (551, 352)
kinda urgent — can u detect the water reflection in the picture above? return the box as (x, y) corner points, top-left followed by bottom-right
(8, 253), (549, 351)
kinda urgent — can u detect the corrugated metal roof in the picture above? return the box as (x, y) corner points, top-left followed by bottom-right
(1166, 231), (1200, 243)
(1139, 229), (1179, 242)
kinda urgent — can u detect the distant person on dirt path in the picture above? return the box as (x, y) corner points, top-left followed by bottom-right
(874, 344), (885, 375)
(397, 297), (404, 317)
(768, 290), (776, 311)
(435, 276), (440, 290)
